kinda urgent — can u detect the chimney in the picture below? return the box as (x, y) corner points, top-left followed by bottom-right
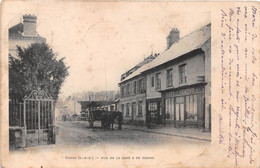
(23, 14), (37, 36)
(167, 28), (180, 49)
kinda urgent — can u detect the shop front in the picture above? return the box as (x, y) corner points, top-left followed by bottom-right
(161, 83), (206, 128)
(146, 98), (162, 125)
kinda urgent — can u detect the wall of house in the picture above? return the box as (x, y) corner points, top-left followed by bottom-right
(146, 52), (206, 99)
(202, 39), (211, 131)
(119, 94), (146, 125)
(119, 76), (147, 125)
(9, 36), (46, 58)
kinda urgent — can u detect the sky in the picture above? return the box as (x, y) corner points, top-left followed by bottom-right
(5, 2), (210, 99)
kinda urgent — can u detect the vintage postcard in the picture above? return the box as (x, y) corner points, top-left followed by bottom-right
(1, 1), (259, 168)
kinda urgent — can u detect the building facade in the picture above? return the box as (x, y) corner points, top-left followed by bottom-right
(118, 24), (211, 131)
(119, 74), (147, 125)
(119, 52), (159, 125)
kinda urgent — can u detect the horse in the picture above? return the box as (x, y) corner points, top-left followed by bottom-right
(101, 111), (122, 130)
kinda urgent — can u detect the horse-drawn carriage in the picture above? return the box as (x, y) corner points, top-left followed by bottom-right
(86, 110), (122, 130)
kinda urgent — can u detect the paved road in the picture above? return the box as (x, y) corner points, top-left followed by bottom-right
(55, 121), (210, 147)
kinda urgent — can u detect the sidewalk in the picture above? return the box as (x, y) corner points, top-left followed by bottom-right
(122, 124), (211, 142)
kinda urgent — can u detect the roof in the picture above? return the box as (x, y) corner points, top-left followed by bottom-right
(119, 23), (211, 84)
(78, 101), (115, 109)
(9, 23), (46, 41)
(119, 64), (146, 84)
(9, 23), (24, 37)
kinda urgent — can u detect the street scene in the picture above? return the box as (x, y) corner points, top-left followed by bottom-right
(8, 10), (211, 151)
(55, 121), (210, 147)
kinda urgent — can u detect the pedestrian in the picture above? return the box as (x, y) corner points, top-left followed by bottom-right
(118, 113), (122, 130)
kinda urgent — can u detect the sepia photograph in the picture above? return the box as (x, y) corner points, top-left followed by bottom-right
(8, 11), (211, 150)
(1, 1), (259, 168)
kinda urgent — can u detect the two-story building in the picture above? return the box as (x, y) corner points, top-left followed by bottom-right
(144, 24), (211, 130)
(119, 24), (211, 131)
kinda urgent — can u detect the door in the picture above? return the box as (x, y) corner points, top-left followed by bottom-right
(175, 96), (185, 122)
(157, 102), (162, 124)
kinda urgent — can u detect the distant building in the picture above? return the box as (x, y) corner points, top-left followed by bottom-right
(118, 24), (211, 131)
(63, 100), (81, 116)
(9, 14), (46, 58)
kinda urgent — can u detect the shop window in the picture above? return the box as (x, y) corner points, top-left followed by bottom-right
(179, 64), (186, 84)
(176, 96), (184, 104)
(167, 69), (173, 87)
(148, 102), (158, 111)
(186, 95), (198, 121)
(155, 72), (161, 90)
(165, 98), (174, 120)
(138, 101), (143, 116)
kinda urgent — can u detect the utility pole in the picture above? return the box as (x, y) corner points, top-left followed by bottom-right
(74, 100), (75, 115)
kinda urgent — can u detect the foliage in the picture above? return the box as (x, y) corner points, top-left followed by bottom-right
(9, 43), (69, 101)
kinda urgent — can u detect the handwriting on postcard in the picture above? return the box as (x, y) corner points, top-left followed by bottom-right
(218, 4), (258, 167)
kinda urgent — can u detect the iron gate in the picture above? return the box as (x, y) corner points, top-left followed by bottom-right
(24, 89), (55, 147)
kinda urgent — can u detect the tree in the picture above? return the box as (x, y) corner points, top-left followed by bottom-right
(9, 43), (69, 101)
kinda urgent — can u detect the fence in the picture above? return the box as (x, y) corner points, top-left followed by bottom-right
(9, 89), (55, 148)
(9, 99), (24, 127)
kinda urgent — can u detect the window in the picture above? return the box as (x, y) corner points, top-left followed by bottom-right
(167, 69), (173, 87)
(127, 83), (130, 96)
(132, 102), (136, 116)
(151, 76), (154, 87)
(155, 73), (161, 90)
(179, 64), (186, 84)
(148, 102), (158, 111)
(120, 86), (124, 97)
(124, 85), (127, 96)
(126, 103), (130, 116)
(165, 98), (175, 120)
(138, 79), (145, 93)
(133, 81), (137, 95)
(185, 95), (198, 121)
(138, 101), (143, 116)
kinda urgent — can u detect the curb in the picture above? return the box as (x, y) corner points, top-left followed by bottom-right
(124, 127), (211, 142)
